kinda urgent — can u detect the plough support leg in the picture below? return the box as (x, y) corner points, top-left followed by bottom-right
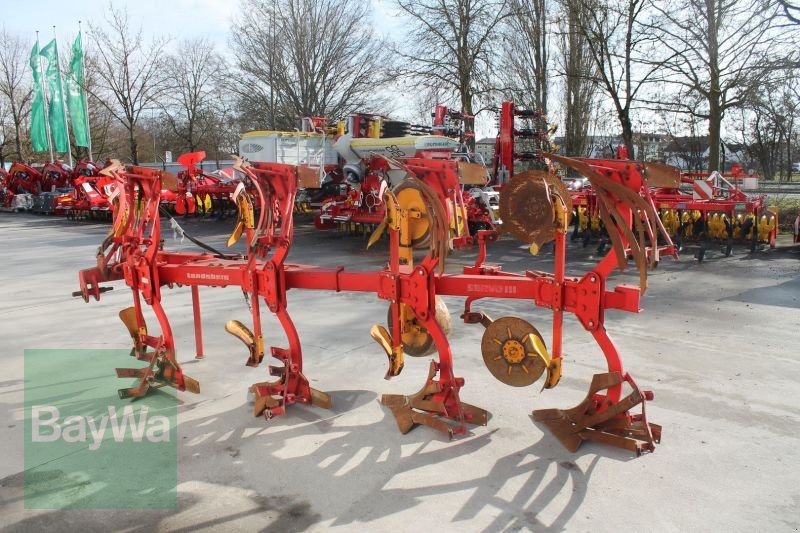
(381, 360), (489, 439)
(249, 349), (332, 418)
(248, 309), (331, 419)
(533, 372), (660, 455)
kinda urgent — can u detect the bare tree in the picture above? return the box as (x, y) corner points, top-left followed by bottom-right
(571, 0), (663, 158)
(556, 0), (599, 156)
(739, 78), (799, 180)
(0, 29), (32, 161)
(406, 86), (446, 126)
(87, 102), (124, 162)
(163, 38), (225, 153)
(779, 0), (800, 23)
(649, 0), (798, 171)
(203, 94), (242, 163)
(741, 102), (784, 180)
(231, 0), (390, 130)
(502, 0), (550, 114)
(88, 5), (169, 164)
(391, 0), (511, 146)
(77, 58), (124, 163)
(0, 99), (14, 165)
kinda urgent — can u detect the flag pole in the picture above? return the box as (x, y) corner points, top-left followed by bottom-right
(53, 26), (73, 167)
(78, 20), (93, 161)
(37, 31), (55, 164)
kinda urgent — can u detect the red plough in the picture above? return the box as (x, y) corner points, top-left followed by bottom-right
(76, 155), (674, 455)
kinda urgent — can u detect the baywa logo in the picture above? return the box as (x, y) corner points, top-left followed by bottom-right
(31, 405), (171, 451)
(24, 349), (177, 509)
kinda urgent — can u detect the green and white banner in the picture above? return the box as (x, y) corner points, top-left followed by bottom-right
(28, 42), (49, 153)
(66, 34), (90, 148)
(39, 39), (69, 153)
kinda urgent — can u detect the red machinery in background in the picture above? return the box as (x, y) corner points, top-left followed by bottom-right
(312, 106), (488, 235)
(654, 167), (777, 258)
(4, 160), (71, 197)
(76, 153), (675, 455)
(1, 159), (114, 216)
(171, 151), (234, 216)
(156, 151), (257, 219)
(492, 101), (553, 186)
(53, 160), (114, 218)
(454, 100), (556, 233)
(431, 104), (475, 146)
(0, 167), (8, 206)
(569, 161), (777, 260)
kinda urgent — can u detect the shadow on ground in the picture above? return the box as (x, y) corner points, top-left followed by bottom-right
(1, 384), (636, 532)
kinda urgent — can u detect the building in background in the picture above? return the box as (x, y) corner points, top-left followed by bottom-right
(474, 137), (495, 166)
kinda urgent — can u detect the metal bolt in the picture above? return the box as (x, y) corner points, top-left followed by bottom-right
(588, 320), (594, 327)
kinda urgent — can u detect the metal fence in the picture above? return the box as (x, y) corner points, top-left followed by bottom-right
(138, 160), (236, 175)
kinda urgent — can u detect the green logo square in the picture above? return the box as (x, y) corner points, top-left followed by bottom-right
(24, 349), (177, 509)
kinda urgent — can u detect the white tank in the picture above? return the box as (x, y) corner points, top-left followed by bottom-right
(333, 135), (461, 164)
(239, 131), (338, 166)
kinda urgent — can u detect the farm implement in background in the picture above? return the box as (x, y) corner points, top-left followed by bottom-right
(1, 159), (115, 218)
(162, 151), (245, 219)
(237, 106), (503, 239)
(75, 152), (675, 455)
(569, 165), (777, 261)
(55, 161), (114, 219)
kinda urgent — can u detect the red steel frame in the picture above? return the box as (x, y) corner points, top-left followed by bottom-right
(76, 156), (667, 450)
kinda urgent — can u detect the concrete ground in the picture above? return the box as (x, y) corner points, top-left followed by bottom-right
(1, 212), (799, 532)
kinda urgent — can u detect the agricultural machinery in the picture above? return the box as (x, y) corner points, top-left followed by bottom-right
(457, 100), (557, 233)
(75, 152), (676, 455)
(165, 151), (243, 217)
(570, 164), (777, 261)
(3, 160), (68, 197)
(0, 167), (7, 203)
(240, 107), (485, 236)
(306, 105), (502, 237)
(483, 103), (776, 260)
(656, 168), (777, 256)
(492, 101), (553, 185)
(0, 158), (118, 218)
(53, 160), (115, 219)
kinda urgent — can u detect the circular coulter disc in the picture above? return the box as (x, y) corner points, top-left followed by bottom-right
(393, 180), (431, 248)
(388, 296), (452, 356)
(499, 170), (573, 247)
(481, 316), (547, 387)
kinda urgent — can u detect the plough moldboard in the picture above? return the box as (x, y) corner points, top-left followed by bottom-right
(75, 156), (674, 455)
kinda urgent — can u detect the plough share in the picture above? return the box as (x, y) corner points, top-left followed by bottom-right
(76, 155), (675, 455)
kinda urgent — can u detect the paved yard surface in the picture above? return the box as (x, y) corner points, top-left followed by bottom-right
(1, 212), (798, 532)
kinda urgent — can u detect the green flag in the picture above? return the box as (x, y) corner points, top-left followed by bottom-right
(29, 42), (49, 153)
(39, 39), (69, 153)
(66, 34), (89, 148)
